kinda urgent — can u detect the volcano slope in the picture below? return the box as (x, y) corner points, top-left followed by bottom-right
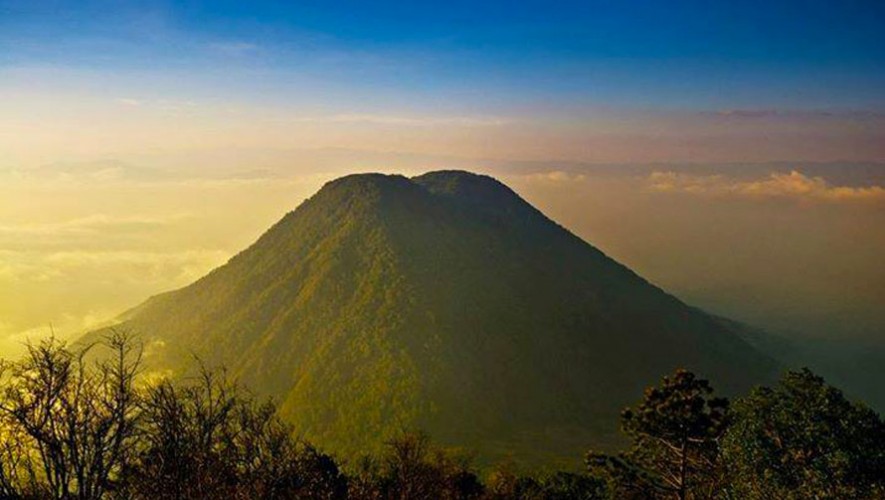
(97, 170), (777, 465)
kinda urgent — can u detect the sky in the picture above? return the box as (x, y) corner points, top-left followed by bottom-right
(0, 1), (884, 361)
(2, 0), (885, 165)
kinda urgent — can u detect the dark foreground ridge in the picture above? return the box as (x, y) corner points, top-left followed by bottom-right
(88, 170), (778, 464)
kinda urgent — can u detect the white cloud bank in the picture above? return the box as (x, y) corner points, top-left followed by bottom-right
(647, 170), (885, 203)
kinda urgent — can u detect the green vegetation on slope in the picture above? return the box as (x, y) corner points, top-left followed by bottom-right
(90, 170), (777, 464)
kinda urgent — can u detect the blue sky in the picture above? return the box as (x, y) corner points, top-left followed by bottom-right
(3, 0), (884, 108)
(1, 0), (884, 164)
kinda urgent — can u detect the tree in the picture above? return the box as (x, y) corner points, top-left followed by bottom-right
(721, 368), (885, 499)
(0, 333), (349, 499)
(484, 463), (542, 500)
(586, 369), (728, 500)
(538, 471), (606, 500)
(121, 365), (348, 499)
(484, 467), (605, 500)
(349, 432), (483, 500)
(0, 331), (142, 499)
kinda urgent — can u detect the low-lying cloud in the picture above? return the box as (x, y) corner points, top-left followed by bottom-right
(0, 249), (229, 284)
(515, 170), (588, 183)
(290, 113), (511, 127)
(703, 109), (885, 121)
(647, 170), (885, 203)
(0, 214), (186, 237)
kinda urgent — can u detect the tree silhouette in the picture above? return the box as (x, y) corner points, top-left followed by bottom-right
(349, 431), (483, 500)
(120, 365), (348, 499)
(2, 335), (883, 499)
(0, 331), (142, 499)
(587, 369), (728, 500)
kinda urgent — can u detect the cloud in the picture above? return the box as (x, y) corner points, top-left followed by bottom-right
(113, 97), (199, 114)
(42, 249), (229, 281)
(0, 249), (65, 282)
(0, 307), (125, 357)
(712, 109), (780, 118)
(0, 214), (188, 237)
(290, 113), (511, 127)
(7, 158), (338, 186)
(517, 170), (587, 183)
(647, 170), (885, 203)
(207, 41), (260, 57)
(0, 248), (228, 284)
(0, 213), (194, 254)
(115, 97), (142, 107)
(15, 159), (173, 183)
(702, 109), (885, 121)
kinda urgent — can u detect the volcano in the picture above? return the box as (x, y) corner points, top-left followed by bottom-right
(101, 170), (777, 464)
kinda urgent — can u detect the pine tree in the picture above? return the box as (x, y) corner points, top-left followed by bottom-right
(587, 369), (728, 500)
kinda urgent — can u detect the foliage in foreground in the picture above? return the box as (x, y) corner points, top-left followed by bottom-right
(0, 333), (883, 499)
(588, 368), (885, 499)
(587, 370), (729, 499)
(722, 368), (885, 499)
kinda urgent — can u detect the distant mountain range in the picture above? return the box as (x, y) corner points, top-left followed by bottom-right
(90, 170), (778, 465)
